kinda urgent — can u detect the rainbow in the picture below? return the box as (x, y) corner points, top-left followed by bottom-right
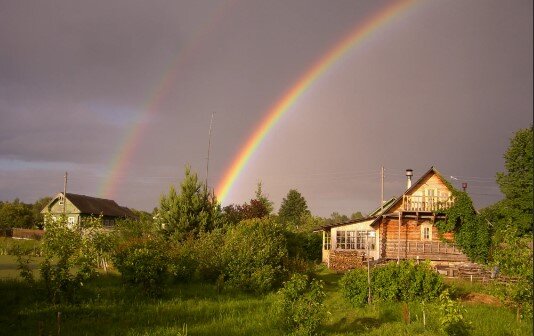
(99, 1), (236, 198)
(215, 0), (416, 203)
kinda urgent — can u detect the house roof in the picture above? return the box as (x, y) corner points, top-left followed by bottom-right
(369, 166), (452, 227)
(315, 197), (397, 231)
(317, 216), (377, 231)
(44, 193), (135, 218)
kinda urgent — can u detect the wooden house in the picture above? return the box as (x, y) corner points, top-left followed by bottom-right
(319, 167), (468, 270)
(41, 193), (135, 227)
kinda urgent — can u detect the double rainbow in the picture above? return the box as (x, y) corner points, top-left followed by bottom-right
(215, 0), (416, 203)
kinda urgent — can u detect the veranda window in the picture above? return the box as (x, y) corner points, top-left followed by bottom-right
(336, 230), (376, 250)
(323, 231), (331, 250)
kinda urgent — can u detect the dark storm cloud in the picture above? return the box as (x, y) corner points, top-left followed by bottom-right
(0, 0), (532, 214)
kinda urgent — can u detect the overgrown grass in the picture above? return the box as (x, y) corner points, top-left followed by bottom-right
(0, 263), (531, 336)
(0, 237), (42, 256)
(0, 275), (281, 336)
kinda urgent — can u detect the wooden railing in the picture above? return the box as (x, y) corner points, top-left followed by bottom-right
(402, 195), (454, 212)
(385, 240), (464, 255)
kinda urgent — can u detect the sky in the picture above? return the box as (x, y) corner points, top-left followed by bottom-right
(0, 0), (532, 217)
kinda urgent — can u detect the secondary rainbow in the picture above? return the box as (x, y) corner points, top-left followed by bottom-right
(99, 1), (236, 198)
(215, 0), (416, 203)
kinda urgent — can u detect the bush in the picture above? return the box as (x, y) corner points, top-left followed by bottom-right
(193, 228), (227, 282)
(285, 231), (322, 264)
(277, 273), (326, 336)
(373, 261), (444, 302)
(36, 215), (105, 303)
(339, 268), (369, 307)
(168, 239), (197, 283)
(341, 261), (444, 307)
(439, 289), (470, 336)
(223, 218), (289, 293)
(112, 237), (169, 296)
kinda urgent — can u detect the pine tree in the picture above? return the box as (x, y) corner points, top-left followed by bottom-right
(157, 167), (221, 240)
(255, 181), (274, 215)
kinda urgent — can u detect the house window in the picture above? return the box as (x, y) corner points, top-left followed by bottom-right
(103, 219), (114, 227)
(356, 231), (366, 249)
(336, 230), (376, 250)
(336, 230), (353, 249)
(323, 231), (331, 250)
(421, 223), (432, 241)
(68, 216), (76, 224)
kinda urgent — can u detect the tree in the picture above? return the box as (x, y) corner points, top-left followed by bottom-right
(482, 126), (533, 319)
(351, 211), (364, 220)
(494, 126), (533, 236)
(31, 196), (52, 229)
(0, 199), (33, 229)
(278, 189), (310, 228)
(157, 166), (222, 240)
(255, 181), (274, 215)
(222, 182), (273, 225)
(324, 212), (349, 225)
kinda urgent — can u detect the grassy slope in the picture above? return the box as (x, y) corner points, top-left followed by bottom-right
(0, 262), (531, 336)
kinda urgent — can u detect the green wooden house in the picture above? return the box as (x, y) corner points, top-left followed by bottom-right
(41, 192), (135, 227)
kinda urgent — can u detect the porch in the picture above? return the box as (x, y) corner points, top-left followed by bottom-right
(384, 240), (468, 261)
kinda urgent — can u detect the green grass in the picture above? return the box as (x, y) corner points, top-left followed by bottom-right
(0, 262), (531, 336)
(0, 255), (45, 279)
(0, 237), (42, 256)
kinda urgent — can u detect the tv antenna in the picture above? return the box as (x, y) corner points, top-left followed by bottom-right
(205, 112), (215, 192)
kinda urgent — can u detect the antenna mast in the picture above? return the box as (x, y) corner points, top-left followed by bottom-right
(63, 171), (68, 214)
(205, 112), (214, 192)
(381, 166), (384, 212)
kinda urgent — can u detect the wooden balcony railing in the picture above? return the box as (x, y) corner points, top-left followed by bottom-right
(402, 195), (454, 212)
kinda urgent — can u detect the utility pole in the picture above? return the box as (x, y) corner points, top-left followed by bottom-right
(205, 112), (214, 193)
(63, 171), (68, 214)
(381, 166), (384, 212)
(367, 232), (372, 304)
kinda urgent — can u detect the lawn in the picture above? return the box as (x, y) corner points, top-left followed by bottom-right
(0, 260), (531, 336)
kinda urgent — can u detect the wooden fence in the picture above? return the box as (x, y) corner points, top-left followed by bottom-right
(12, 228), (45, 240)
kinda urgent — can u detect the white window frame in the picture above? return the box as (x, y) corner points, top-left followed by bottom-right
(323, 231), (331, 250)
(421, 223), (432, 241)
(336, 230), (376, 250)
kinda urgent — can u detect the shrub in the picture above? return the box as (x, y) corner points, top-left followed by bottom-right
(112, 237), (169, 296)
(285, 231), (322, 264)
(373, 261), (444, 302)
(439, 289), (470, 336)
(223, 218), (289, 293)
(339, 268), (369, 307)
(341, 261), (444, 307)
(168, 239), (197, 283)
(37, 215), (105, 303)
(193, 228), (227, 282)
(277, 273), (326, 336)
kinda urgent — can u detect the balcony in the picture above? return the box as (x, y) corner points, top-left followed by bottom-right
(402, 195), (454, 212)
